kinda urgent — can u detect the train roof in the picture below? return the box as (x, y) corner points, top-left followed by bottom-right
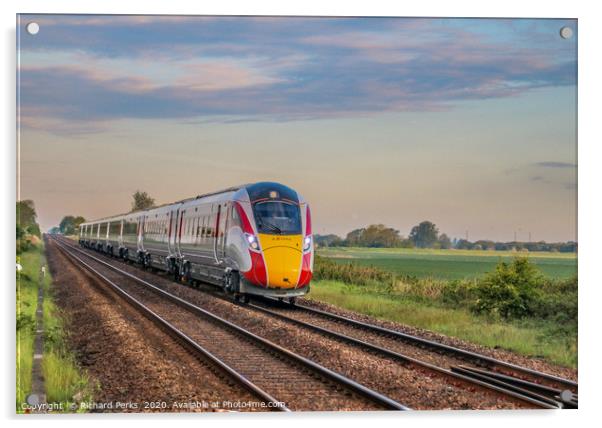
(80, 182), (298, 225)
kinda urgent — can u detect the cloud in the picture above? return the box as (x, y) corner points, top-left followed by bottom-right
(17, 16), (577, 133)
(533, 161), (576, 168)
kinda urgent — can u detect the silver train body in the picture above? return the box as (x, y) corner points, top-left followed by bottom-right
(79, 182), (314, 300)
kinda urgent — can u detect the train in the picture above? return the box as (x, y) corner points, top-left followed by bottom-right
(78, 182), (314, 303)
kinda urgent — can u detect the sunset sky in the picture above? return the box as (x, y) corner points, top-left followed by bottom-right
(17, 15), (577, 241)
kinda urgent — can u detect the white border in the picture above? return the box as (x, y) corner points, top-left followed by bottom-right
(3, 1), (600, 427)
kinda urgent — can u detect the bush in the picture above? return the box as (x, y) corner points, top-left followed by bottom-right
(471, 257), (543, 319)
(315, 254), (577, 328)
(441, 279), (477, 306)
(16, 313), (35, 334)
(533, 276), (577, 325)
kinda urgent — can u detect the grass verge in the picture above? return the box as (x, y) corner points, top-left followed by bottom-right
(16, 247), (40, 410)
(307, 279), (577, 368)
(17, 243), (93, 413)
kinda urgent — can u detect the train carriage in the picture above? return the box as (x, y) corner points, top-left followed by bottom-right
(78, 182), (314, 302)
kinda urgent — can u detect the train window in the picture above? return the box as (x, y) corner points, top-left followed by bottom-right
(123, 220), (136, 235)
(252, 201), (302, 235)
(109, 221), (120, 236)
(206, 216), (213, 238)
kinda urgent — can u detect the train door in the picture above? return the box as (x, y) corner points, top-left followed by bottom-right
(137, 215), (145, 252)
(167, 210), (174, 256)
(213, 204), (223, 263)
(175, 209), (185, 258)
(220, 202), (230, 258)
(119, 219), (124, 247)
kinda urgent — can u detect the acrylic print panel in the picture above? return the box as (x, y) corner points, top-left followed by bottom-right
(16, 15), (577, 413)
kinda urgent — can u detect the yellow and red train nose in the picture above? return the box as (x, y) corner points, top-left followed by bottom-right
(258, 234), (302, 288)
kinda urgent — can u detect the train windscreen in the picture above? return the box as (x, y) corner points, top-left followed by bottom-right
(253, 201), (301, 235)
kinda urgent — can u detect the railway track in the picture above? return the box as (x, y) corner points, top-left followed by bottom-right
(245, 298), (577, 409)
(52, 236), (577, 409)
(51, 237), (409, 412)
(275, 299), (577, 390)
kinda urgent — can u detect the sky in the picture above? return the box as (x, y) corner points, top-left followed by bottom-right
(17, 15), (577, 242)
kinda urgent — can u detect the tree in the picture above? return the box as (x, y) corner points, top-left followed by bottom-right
(361, 224), (402, 247)
(343, 224), (402, 247)
(437, 233), (452, 249)
(409, 221), (439, 248)
(59, 215), (86, 235)
(455, 239), (473, 250)
(16, 200), (40, 238)
(345, 228), (366, 246)
(131, 190), (155, 212)
(16, 200), (41, 253)
(314, 234), (344, 247)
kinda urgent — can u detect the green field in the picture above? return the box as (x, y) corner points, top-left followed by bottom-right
(318, 247), (577, 280)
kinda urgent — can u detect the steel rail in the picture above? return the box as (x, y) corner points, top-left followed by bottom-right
(53, 238), (289, 412)
(52, 237), (410, 411)
(450, 366), (575, 409)
(275, 299), (577, 391)
(244, 301), (558, 409)
(455, 366), (577, 408)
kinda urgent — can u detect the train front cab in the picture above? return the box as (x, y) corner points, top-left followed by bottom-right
(235, 183), (313, 301)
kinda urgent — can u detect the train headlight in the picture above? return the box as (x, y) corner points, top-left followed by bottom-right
(303, 235), (312, 252)
(245, 233), (261, 252)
